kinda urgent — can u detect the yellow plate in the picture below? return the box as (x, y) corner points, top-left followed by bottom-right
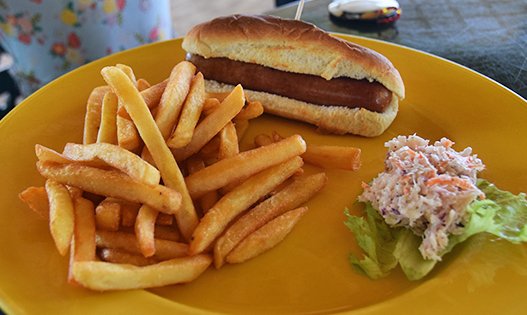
(1, 36), (526, 314)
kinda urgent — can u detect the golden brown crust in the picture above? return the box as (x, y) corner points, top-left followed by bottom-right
(183, 14), (404, 99)
(205, 80), (398, 137)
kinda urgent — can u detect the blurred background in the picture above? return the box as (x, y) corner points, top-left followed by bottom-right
(170, 0), (274, 36)
(0, 0), (283, 118)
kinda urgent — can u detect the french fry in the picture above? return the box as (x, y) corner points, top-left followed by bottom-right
(154, 225), (181, 242)
(36, 144), (107, 169)
(19, 60), (342, 291)
(254, 134), (274, 147)
(202, 156), (219, 167)
(68, 196), (96, 284)
(167, 72), (205, 148)
(234, 119), (249, 141)
(226, 207), (308, 264)
(62, 143), (160, 185)
(101, 66), (198, 240)
(117, 116), (142, 152)
(45, 179), (75, 256)
(115, 64), (141, 147)
(67, 186), (83, 199)
(136, 78), (151, 91)
(117, 80), (168, 119)
(19, 186), (49, 220)
(156, 213), (174, 226)
(198, 137), (220, 162)
(214, 173), (327, 267)
(35, 145), (71, 164)
(189, 156), (304, 255)
(217, 122), (240, 195)
(221, 168), (304, 196)
(135, 205), (158, 257)
(121, 201), (140, 227)
(141, 80), (167, 110)
(218, 122), (239, 160)
(186, 157), (218, 214)
(71, 255), (212, 291)
(95, 230), (188, 260)
(82, 192), (105, 205)
(255, 132), (362, 170)
(96, 92), (118, 144)
(140, 148), (156, 167)
(234, 101), (263, 121)
(231, 100), (262, 142)
(271, 131), (284, 142)
(302, 145), (361, 170)
(185, 134), (307, 199)
(140, 62), (196, 163)
(83, 86), (111, 144)
(116, 64), (137, 86)
(170, 85), (245, 160)
(154, 61), (196, 140)
(186, 156), (205, 174)
(200, 190), (219, 214)
(72, 197), (96, 261)
(95, 198), (121, 231)
(201, 98), (220, 115)
(264, 176), (296, 198)
(37, 162), (181, 215)
(99, 248), (157, 266)
(206, 92), (230, 101)
(87, 86), (111, 106)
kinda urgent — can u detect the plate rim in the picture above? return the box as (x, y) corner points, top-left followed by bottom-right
(1, 35), (526, 315)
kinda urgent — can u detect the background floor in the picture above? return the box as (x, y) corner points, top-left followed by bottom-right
(170, 0), (276, 36)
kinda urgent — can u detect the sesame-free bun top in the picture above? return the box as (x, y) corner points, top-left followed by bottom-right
(182, 14), (405, 99)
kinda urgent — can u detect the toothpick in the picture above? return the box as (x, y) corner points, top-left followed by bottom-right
(294, 0), (305, 20)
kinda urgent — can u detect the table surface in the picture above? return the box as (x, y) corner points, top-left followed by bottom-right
(267, 0), (527, 100)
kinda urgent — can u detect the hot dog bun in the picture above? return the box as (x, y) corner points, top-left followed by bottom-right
(205, 79), (398, 136)
(183, 15), (405, 136)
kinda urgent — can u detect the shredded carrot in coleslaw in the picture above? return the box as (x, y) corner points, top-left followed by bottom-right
(359, 135), (485, 261)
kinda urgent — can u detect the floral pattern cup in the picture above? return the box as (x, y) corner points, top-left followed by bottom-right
(0, 0), (172, 96)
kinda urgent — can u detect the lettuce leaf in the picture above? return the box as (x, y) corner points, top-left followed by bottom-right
(393, 229), (437, 280)
(344, 203), (399, 279)
(475, 179), (527, 242)
(345, 179), (527, 281)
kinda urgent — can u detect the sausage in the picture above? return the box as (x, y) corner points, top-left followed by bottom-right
(188, 54), (392, 113)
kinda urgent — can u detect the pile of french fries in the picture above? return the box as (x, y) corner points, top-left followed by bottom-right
(18, 61), (361, 291)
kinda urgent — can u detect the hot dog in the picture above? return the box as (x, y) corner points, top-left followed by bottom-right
(188, 55), (393, 113)
(183, 15), (405, 136)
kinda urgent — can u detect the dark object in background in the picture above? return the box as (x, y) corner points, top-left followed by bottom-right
(0, 45), (20, 119)
(276, 0), (296, 6)
(328, 0), (401, 31)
